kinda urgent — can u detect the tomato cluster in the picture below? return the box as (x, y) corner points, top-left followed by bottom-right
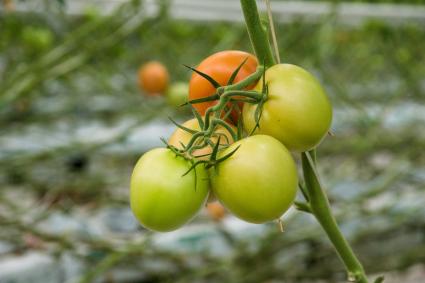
(130, 50), (332, 232)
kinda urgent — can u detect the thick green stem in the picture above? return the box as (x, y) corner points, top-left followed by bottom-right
(240, 0), (276, 67)
(302, 152), (369, 283)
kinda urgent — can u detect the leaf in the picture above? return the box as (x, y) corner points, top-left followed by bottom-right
(183, 64), (221, 88)
(227, 57), (249, 85)
(374, 276), (385, 283)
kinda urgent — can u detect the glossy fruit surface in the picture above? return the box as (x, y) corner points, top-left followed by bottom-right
(130, 148), (208, 232)
(138, 61), (169, 95)
(166, 82), (189, 106)
(168, 118), (235, 159)
(189, 50), (258, 121)
(210, 135), (298, 224)
(243, 64), (332, 152)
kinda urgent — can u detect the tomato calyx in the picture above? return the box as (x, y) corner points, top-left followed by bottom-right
(162, 63), (270, 177)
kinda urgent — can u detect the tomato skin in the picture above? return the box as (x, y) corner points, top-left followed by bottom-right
(138, 61), (169, 95)
(166, 82), (189, 107)
(189, 50), (258, 121)
(168, 118), (235, 159)
(130, 148), (209, 232)
(210, 135), (298, 224)
(243, 64), (332, 152)
(206, 202), (226, 222)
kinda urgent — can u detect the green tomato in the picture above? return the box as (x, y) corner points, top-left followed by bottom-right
(166, 82), (189, 107)
(21, 27), (53, 51)
(243, 64), (332, 152)
(210, 135), (298, 224)
(130, 148), (209, 232)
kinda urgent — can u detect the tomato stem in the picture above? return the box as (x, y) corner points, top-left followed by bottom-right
(302, 151), (369, 283)
(223, 66), (265, 91)
(240, 0), (276, 67)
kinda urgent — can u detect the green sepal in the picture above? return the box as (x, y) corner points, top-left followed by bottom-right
(189, 104), (205, 129)
(184, 93), (220, 106)
(214, 145), (240, 163)
(210, 136), (222, 162)
(168, 117), (197, 134)
(227, 57), (249, 85)
(183, 64), (221, 88)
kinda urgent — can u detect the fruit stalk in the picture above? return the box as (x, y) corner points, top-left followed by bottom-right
(302, 152), (369, 283)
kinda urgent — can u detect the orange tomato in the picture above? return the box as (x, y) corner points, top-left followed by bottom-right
(189, 50), (258, 122)
(138, 61), (169, 95)
(168, 118), (235, 159)
(206, 202), (226, 222)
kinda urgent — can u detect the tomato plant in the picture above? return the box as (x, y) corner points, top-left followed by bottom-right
(210, 135), (298, 224)
(137, 61), (169, 95)
(189, 50), (258, 121)
(130, 148), (209, 232)
(128, 1), (371, 281)
(168, 117), (235, 159)
(243, 64), (332, 152)
(166, 82), (189, 107)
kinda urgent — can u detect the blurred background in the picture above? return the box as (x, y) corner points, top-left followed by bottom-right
(0, 0), (424, 282)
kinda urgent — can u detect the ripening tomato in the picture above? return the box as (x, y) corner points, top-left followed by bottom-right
(168, 118), (236, 159)
(130, 148), (209, 232)
(210, 135), (298, 224)
(189, 50), (258, 122)
(206, 202), (226, 222)
(138, 61), (169, 95)
(243, 64), (332, 152)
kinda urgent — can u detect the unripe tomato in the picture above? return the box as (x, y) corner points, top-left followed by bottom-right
(130, 148), (209, 232)
(210, 135), (298, 224)
(243, 64), (332, 152)
(137, 61), (169, 95)
(206, 202), (226, 222)
(166, 82), (189, 107)
(189, 50), (258, 121)
(21, 27), (54, 51)
(168, 118), (236, 159)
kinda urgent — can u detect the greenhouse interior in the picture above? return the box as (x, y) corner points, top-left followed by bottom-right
(0, 0), (424, 283)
